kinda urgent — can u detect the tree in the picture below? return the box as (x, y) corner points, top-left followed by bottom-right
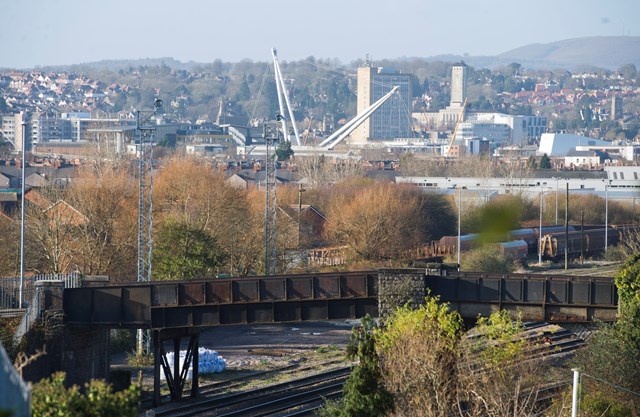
(24, 187), (79, 274)
(572, 298), (640, 416)
(458, 311), (547, 417)
(153, 156), (263, 276)
(569, 256), (640, 417)
(318, 316), (394, 417)
(614, 254), (640, 308)
(0, 213), (20, 276)
(324, 183), (422, 260)
(295, 156), (363, 187)
(64, 164), (137, 278)
(153, 218), (224, 280)
(275, 140), (294, 161)
(376, 297), (463, 417)
(539, 153), (552, 169)
(618, 64), (638, 81)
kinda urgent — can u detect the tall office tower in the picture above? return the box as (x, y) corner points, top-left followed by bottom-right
(611, 96), (623, 121)
(352, 66), (413, 143)
(450, 63), (467, 107)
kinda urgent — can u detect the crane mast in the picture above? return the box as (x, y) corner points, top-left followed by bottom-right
(271, 48), (301, 146)
(446, 97), (468, 157)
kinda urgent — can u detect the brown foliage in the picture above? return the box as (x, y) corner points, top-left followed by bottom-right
(154, 156), (263, 275)
(65, 164), (137, 277)
(25, 186), (78, 273)
(324, 183), (423, 260)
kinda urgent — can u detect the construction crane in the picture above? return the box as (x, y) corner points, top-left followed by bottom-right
(445, 97), (467, 158)
(318, 86), (399, 150)
(271, 48), (301, 146)
(302, 116), (313, 146)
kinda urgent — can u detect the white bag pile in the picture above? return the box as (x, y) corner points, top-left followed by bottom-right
(161, 347), (226, 380)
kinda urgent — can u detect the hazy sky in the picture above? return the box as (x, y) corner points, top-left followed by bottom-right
(2, 0), (638, 69)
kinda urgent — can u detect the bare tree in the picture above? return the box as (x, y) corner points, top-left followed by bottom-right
(64, 164), (137, 278)
(457, 312), (551, 417)
(25, 186), (79, 274)
(324, 183), (422, 260)
(295, 156), (363, 187)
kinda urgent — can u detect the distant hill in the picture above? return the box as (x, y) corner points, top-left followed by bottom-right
(35, 57), (198, 73)
(496, 36), (640, 70)
(14, 36), (640, 73)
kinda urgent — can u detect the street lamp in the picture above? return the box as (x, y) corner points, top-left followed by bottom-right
(19, 121), (26, 309)
(553, 177), (557, 226)
(604, 179), (611, 251)
(456, 186), (466, 269)
(538, 181), (547, 265)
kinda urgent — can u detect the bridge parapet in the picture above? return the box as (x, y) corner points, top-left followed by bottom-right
(64, 271), (379, 329)
(377, 269), (618, 323)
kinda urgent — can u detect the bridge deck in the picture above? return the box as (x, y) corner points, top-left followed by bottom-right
(64, 271), (378, 329)
(63, 270), (618, 328)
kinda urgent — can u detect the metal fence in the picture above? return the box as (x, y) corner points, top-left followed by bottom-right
(0, 273), (81, 310)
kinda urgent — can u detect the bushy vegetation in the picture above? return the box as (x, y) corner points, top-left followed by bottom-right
(0, 152), (635, 278)
(568, 255), (640, 416)
(31, 372), (140, 417)
(320, 298), (553, 417)
(318, 316), (394, 417)
(457, 245), (518, 273)
(376, 298), (463, 416)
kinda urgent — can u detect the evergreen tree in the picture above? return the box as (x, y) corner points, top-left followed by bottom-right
(539, 153), (552, 169)
(275, 140), (294, 161)
(319, 316), (394, 417)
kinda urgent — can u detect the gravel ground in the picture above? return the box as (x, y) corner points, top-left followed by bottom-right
(111, 320), (360, 389)
(198, 320), (358, 368)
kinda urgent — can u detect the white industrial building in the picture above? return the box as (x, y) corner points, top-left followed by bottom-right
(396, 174), (640, 205)
(537, 133), (609, 156)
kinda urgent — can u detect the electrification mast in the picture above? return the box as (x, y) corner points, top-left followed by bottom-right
(263, 117), (281, 275)
(136, 98), (162, 353)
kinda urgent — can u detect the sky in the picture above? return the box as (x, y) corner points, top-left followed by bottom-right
(1, 0), (639, 69)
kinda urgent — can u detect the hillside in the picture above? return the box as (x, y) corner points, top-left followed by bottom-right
(496, 36), (640, 70)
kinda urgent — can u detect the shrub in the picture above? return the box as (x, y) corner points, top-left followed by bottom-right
(458, 245), (517, 273)
(32, 372), (140, 417)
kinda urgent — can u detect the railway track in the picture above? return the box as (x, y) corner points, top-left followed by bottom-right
(141, 356), (347, 409)
(154, 366), (351, 417)
(151, 323), (584, 416)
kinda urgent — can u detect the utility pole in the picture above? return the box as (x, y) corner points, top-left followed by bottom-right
(457, 186), (462, 269)
(298, 183), (305, 248)
(580, 210), (584, 265)
(264, 117), (281, 275)
(565, 182), (569, 270)
(136, 98), (162, 354)
(604, 180), (611, 251)
(538, 181), (546, 265)
(554, 177), (559, 225)
(19, 121), (27, 309)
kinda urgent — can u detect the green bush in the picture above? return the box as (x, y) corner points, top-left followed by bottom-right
(32, 372), (140, 417)
(458, 245), (517, 273)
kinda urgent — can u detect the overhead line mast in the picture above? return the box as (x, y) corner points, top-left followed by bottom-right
(136, 98), (162, 354)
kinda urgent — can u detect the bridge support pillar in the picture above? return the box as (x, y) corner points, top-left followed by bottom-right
(153, 328), (200, 406)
